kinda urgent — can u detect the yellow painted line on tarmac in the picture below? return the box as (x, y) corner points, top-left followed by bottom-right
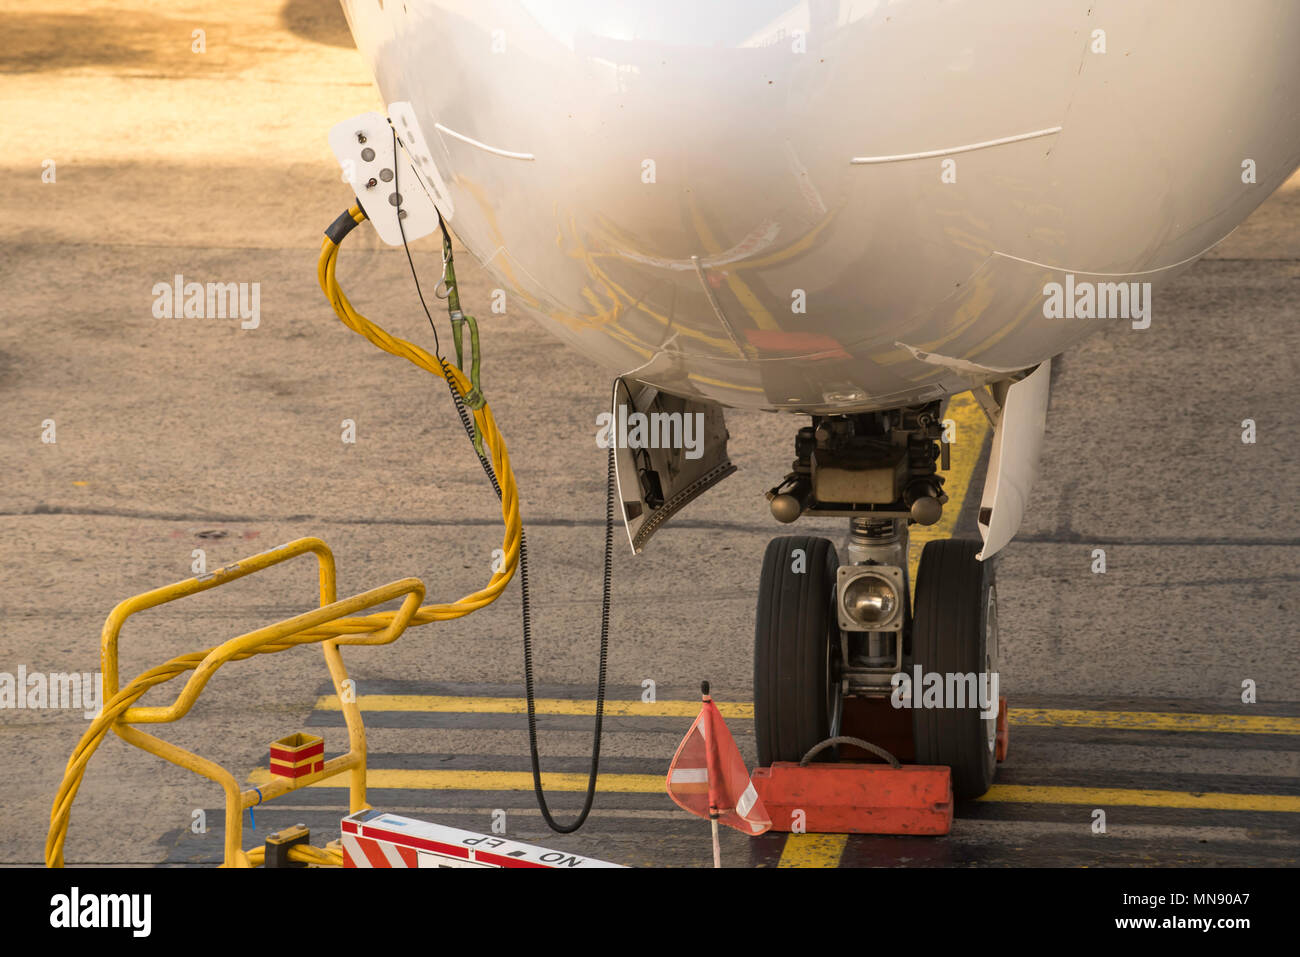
(248, 767), (665, 793)
(1011, 708), (1300, 736)
(908, 391), (990, 588)
(979, 785), (1300, 814)
(777, 833), (848, 868)
(315, 696), (1298, 737)
(314, 694), (753, 719)
(247, 769), (1300, 814)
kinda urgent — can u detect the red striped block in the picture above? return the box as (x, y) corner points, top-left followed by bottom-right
(269, 732), (324, 779)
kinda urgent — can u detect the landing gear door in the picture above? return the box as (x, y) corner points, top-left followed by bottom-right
(976, 360), (1052, 561)
(608, 378), (737, 554)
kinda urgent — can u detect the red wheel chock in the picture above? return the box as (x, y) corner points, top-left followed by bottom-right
(750, 762), (953, 835)
(749, 696), (1011, 835)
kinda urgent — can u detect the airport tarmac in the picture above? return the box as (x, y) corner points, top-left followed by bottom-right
(1, 1), (1297, 868)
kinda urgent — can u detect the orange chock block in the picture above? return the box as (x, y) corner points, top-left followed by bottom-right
(751, 762), (953, 835)
(270, 732), (325, 779)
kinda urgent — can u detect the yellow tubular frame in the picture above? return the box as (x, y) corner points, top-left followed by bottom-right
(48, 208), (529, 866)
(49, 538), (426, 867)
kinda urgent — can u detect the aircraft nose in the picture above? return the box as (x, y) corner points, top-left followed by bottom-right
(426, 3), (855, 269)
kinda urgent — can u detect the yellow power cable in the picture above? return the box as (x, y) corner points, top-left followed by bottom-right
(315, 204), (523, 625)
(46, 205), (523, 867)
(244, 843), (344, 868)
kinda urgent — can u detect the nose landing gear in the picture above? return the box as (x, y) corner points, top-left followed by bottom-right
(754, 402), (1005, 805)
(753, 531), (1002, 801)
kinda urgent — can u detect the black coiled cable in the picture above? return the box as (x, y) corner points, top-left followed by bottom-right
(436, 358), (614, 833)
(388, 121), (612, 833)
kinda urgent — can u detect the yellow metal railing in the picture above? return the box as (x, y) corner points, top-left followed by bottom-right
(47, 537), (430, 867)
(48, 204), (525, 867)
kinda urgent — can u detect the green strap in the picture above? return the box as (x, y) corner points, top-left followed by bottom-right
(441, 229), (487, 456)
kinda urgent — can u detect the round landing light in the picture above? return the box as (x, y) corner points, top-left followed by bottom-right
(842, 573), (899, 628)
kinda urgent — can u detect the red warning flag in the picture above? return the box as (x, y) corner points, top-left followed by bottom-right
(666, 685), (771, 836)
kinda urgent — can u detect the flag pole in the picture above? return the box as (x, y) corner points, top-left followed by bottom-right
(711, 810), (721, 868)
(703, 680), (721, 868)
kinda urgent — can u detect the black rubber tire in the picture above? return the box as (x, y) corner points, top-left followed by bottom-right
(754, 536), (840, 767)
(911, 538), (999, 800)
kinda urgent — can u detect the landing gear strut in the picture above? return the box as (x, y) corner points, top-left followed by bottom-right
(753, 402), (1003, 801)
